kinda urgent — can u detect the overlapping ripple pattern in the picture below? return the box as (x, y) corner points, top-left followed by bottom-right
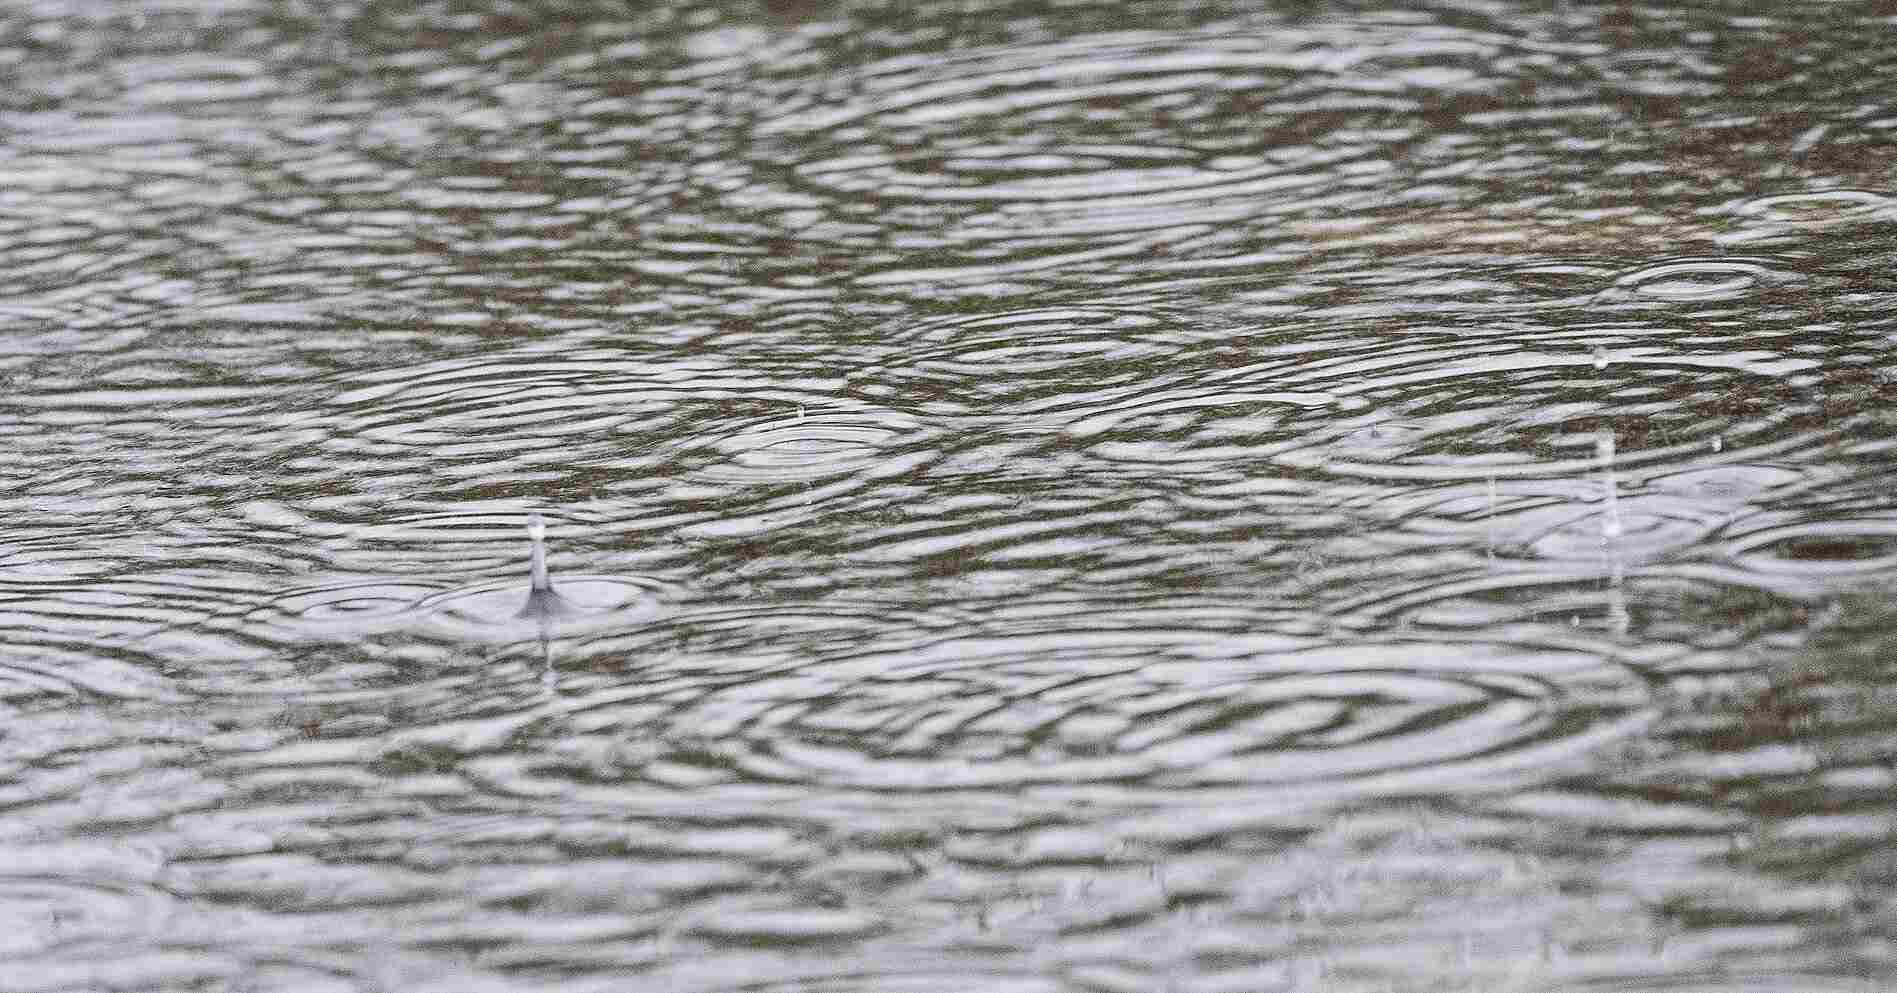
(3, 1), (1896, 991)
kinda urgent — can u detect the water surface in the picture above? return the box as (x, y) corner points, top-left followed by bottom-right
(3, 1), (1896, 990)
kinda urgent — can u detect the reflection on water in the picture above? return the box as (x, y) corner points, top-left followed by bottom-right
(3, 0), (1896, 989)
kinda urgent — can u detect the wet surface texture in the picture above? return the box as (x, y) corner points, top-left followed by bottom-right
(3, 2), (1896, 990)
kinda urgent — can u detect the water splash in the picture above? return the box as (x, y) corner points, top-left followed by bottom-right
(516, 513), (580, 623)
(256, 516), (668, 660)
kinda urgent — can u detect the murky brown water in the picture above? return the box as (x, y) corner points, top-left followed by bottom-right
(4, 2), (1896, 990)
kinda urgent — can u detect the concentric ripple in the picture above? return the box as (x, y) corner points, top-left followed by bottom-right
(253, 572), (671, 647)
(853, 304), (1234, 420)
(1516, 490), (1725, 563)
(1263, 339), (1829, 483)
(749, 26), (1493, 288)
(242, 513), (678, 650)
(1065, 385), (1339, 472)
(487, 599), (1652, 809)
(1726, 517), (1897, 579)
(1330, 560), (1821, 648)
(1601, 256), (1802, 303)
(1513, 461), (1809, 562)
(1726, 189), (1896, 232)
(4, 2), (1892, 989)
(735, 635), (1647, 801)
(0, 643), (182, 703)
(325, 349), (868, 484)
(676, 403), (931, 487)
(1452, 259), (1621, 311)
(766, 39), (1359, 224)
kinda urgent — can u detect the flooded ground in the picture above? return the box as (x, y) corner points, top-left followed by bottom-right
(3, 1), (1896, 990)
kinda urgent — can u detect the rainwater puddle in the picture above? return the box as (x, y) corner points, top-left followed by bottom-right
(3, 2), (1896, 991)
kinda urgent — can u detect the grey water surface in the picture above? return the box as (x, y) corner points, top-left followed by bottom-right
(3, 1), (1897, 990)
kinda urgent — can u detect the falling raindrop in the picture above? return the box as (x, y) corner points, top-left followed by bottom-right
(1596, 431), (1630, 637)
(1485, 475), (1499, 560)
(1595, 433), (1622, 541)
